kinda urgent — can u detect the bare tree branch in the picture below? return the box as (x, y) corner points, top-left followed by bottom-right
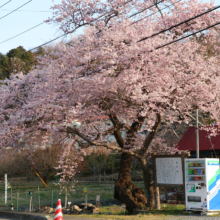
(163, 122), (180, 140)
(65, 127), (141, 158)
(186, 112), (204, 126)
(154, 0), (163, 18)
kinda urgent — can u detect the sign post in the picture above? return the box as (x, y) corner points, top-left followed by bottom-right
(121, 204), (126, 215)
(96, 194), (100, 207)
(65, 186), (67, 208)
(29, 191), (34, 212)
(68, 201), (71, 208)
(84, 187), (87, 208)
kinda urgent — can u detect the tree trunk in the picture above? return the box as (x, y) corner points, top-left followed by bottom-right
(114, 152), (147, 213)
(142, 160), (155, 209)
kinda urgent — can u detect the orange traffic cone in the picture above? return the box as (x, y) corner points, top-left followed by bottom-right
(54, 199), (63, 220)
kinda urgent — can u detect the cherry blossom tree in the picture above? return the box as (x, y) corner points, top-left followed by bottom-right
(1, 0), (220, 211)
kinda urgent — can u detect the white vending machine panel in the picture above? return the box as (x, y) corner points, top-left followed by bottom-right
(185, 158), (220, 211)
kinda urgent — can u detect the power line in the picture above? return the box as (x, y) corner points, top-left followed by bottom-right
(137, 4), (220, 43)
(2, 14), (220, 73)
(130, 0), (181, 26)
(25, 0), (162, 53)
(129, 0), (164, 18)
(0, 0), (12, 9)
(27, 31), (70, 52)
(0, 0), (134, 52)
(27, 20), (220, 62)
(0, 0), (32, 20)
(13, 0), (163, 47)
(154, 20), (220, 50)
(3, 1), (219, 59)
(0, 0), (162, 47)
(0, 21), (45, 44)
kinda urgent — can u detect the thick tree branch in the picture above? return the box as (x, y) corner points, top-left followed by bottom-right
(65, 127), (141, 158)
(108, 112), (125, 148)
(124, 115), (146, 149)
(141, 113), (162, 155)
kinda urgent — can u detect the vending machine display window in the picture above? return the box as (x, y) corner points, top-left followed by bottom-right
(186, 161), (205, 182)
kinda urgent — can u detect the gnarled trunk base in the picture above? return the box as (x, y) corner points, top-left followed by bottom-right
(114, 153), (147, 213)
(114, 178), (147, 212)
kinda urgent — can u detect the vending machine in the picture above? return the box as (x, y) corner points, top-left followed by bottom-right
(185, 158), (220, 211)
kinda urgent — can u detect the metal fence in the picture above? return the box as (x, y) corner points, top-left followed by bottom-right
(0, 184), (147, 212)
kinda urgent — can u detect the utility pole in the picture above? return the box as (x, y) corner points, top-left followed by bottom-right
(196, 108), (199, 158)
(4, 174), (7, 204)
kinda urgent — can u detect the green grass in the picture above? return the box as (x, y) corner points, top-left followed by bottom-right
(69, 204), (187, 220)
(99, 205), (128, 215)
(0, 181), (122, 211)
(153, 204), (186, 215)
(98, 204), (186, 215)
(0, 181), (146, 212)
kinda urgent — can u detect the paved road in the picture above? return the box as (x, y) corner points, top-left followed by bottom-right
(2, 216), (220, 220)
(165, 216), (220, 220)
(0, 218), (27, 220)
(54, 214), (220, 220)
(3, 213), (220, 220)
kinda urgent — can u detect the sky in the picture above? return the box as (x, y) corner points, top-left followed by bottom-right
(0, 0), (219, 54)
(0, 0), (65, 54)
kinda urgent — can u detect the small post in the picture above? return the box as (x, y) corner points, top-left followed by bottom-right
(26, 190), (28, 206)
(96, 194), (100, 207)
(28, 191), (34, 212)
(11, 186), (12, 202)
(16, 193), (19, 211)
(155, 186), (161, 210)
(56, 188), (58, 203)
(112, 162), (113, 181)
(39, 195), (40, 211)
(65, 187), (67, 208)
(84, 187), (87, 209)
(30, 196), (32, 212)
(121, 204), (126, 215)
(87, 189), (88, 206)
(38, 186), (40, 210)
(152, 153), (160, 210)
(51, 190), (53, 208)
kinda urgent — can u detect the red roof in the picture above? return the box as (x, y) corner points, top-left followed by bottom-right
(176, 126), (220, 151)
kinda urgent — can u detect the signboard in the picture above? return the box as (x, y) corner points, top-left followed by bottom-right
(96, 194), (100, 202)
(153, 153), (188, 186)
(156, 157), (183, 184)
